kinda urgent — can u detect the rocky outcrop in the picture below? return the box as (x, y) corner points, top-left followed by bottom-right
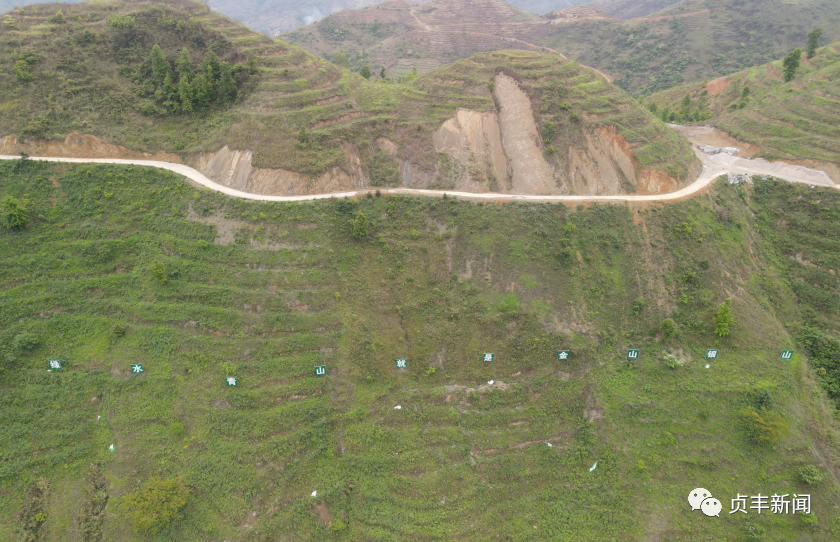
(0, 132), (181, 162)
(190, 143), (367, 196)
(432, 109), (509, 191)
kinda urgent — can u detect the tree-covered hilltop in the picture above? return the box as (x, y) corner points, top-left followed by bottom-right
(1, 156), (839, 540)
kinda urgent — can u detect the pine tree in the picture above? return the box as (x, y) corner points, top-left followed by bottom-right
(151, 45), (171, 88)
(162, 72), (179, 110)
(806, 27), (823, 59)
(783, 49), (802, 82)
(379, 66), (385, 79)
(202, 50), (221, 83)
(217, 61), (237, 103)
(247, 53), (258, 74)
(191, 74), (212, 109)
(179, 76), (193, 112)
(360, 65), (371, 79)
(176, 48), (193, 84)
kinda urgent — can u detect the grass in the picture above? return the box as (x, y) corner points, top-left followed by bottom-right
(647, 42), (840, 166)
(1, 158), (840, 540)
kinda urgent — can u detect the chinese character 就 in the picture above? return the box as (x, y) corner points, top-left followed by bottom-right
(396, 359), (407, 368)
(792, 494), (810, 515)
(770, 494), (790, 514)
(751, 494), (769, 514)
(730, 494), (748, 514)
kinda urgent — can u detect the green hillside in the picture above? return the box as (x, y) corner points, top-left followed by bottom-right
(1, 156), (840, 540)
(0, 0), (693, 189)
(647, 42), (840, 166)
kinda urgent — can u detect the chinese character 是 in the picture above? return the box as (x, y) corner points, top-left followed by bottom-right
(751, 494), (769, 514)
(730, 494), (748, 514)
(483, 353), (493, 362)
(770, 494), (790, 514)
(792, 494), (810, 515)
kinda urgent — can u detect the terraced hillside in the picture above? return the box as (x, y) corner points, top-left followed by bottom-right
(2, 157), (840, 541)
(647, 42), (840, 179)
(285, 0), (840, 96)
(0, 0), (697, 196)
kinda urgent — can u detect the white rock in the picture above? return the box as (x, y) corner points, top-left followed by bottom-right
(394, 405), (401, 410)
(311, 491), (317, 497)
(546, 442), (552, 447)
(705, 364), (710, 369)
(487, 380), (494, 385)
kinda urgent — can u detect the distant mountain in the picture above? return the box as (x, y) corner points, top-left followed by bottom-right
(285, 0), (840, 96)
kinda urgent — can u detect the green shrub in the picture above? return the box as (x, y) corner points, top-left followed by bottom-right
(12, 332), (39, 353)
(714, 299), (734, 337)
(117, 477), (190, 533)
(746, 523), (766, 540)
(798, 465), (823, 485)
(1, 195), (29, 230)
(661, 353), (684, 369)
(632, 299), (645, 315)
(754, 389), (772, 410)
(148, 260), (167, 284)
(739, 406), (790, 445)
(660, 319), (676, 339)
(109, 14), (135, 28)
(350, 211), (368, 240)
(498, 292), (520, 313)
(168, 422), (185, 437)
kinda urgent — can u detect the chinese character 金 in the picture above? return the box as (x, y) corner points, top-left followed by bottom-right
(770, 494), (790, 514)
(730, 494), (748, 514)
(792, 494), (811, 515)
(751, 494), (769, 514)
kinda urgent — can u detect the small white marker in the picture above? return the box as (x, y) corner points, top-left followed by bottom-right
(311, 490), (317, 497)
(546, 442), (552, 447)
(109, 444), (114, 452)
(589, 461), (598, 472)
(96, 415), (100, 421)
(394, 405), (401, 410)
(487, 380), (494, 385)
(705, 364), (710, 369)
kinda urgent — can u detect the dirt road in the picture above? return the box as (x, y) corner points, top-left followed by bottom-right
(0, 150), (836, 203)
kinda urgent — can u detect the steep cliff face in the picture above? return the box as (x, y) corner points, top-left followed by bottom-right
(426, 74), (696, 196)
(432, 109), (509, 192)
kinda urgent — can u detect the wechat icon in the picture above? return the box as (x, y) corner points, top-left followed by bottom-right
(688, 488), (721, 517)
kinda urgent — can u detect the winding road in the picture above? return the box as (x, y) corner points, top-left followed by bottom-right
(0, 149), (836, 203)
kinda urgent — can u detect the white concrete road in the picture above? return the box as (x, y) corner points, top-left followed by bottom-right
(1, 149), (836, 204)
